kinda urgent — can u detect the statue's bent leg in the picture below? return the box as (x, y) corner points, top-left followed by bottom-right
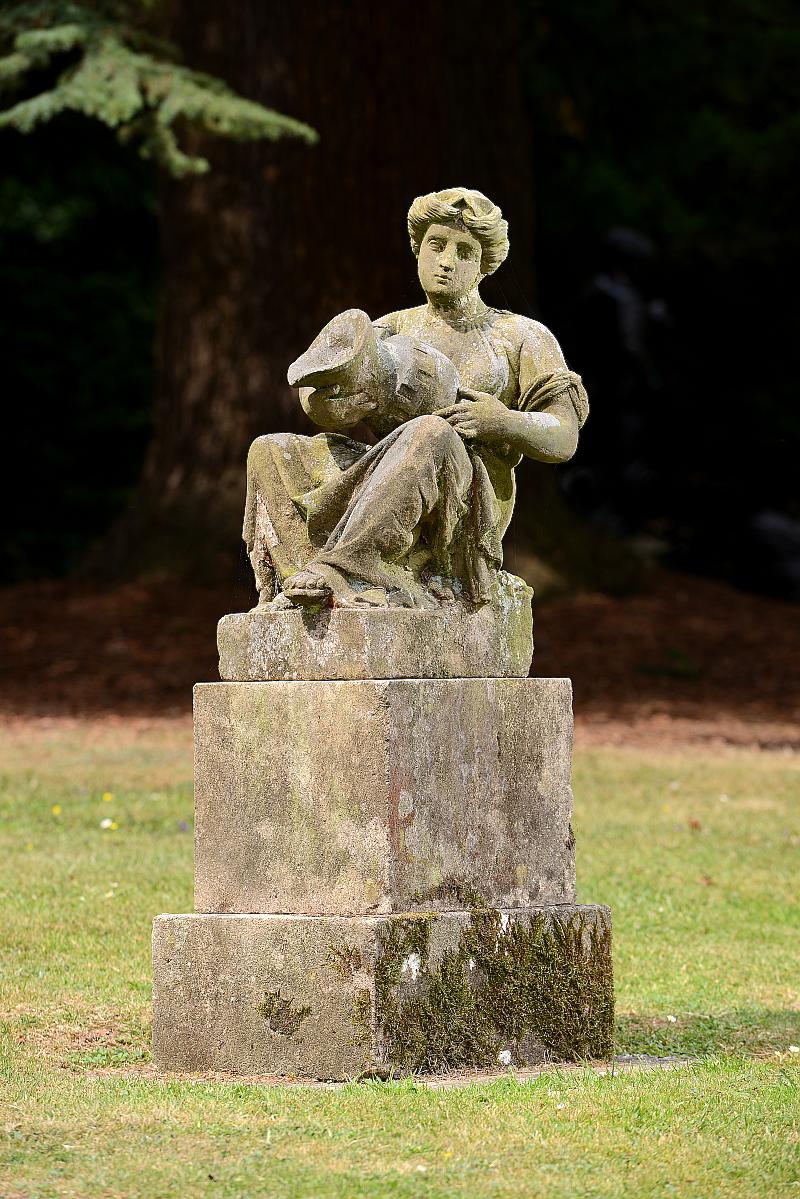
(310, 415), (473, 597)
(244, 432), (365, 603)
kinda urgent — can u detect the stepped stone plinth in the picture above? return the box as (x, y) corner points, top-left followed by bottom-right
(153, 625), (613, 1080)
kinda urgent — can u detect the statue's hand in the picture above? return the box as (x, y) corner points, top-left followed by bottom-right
(440, 390), (513, 446)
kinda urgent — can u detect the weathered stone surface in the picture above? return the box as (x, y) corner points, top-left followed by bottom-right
(194, 677), (576, 916)
(241, 189), (589, 617)
(152, 905), (613, 1080)
(218, 570), (533, 681)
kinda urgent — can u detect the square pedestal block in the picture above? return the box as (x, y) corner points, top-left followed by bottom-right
(194, 678), (576, 915)
(152, 906), (613, 1080)
(217, 571), (533, 682)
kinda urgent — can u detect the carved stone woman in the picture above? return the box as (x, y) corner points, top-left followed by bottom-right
(244, 187), (588, 610)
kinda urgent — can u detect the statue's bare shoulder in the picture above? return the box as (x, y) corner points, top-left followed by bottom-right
(490, 310), (566, 369)
(374, 305), (430, 337)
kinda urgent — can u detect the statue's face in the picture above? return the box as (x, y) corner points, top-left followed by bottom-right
(418, 222), (482, 302)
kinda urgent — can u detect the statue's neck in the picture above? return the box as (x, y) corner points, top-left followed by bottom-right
(425, 289), (489, 329)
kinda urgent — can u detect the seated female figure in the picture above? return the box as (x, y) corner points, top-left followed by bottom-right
(244, 187), (588, 610)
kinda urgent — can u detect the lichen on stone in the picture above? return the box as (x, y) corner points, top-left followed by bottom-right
(374, 908), (613, 1073)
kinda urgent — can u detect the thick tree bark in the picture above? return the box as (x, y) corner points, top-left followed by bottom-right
(103, 0), (536, 577)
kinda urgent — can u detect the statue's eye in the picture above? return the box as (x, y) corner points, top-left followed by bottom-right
(458, 244), (476, 259)
(428, 239), (445, 251)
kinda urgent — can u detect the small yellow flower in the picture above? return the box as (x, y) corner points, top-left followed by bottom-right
(102, 792), (113, 803)
(25, 841), (33, 851)
(110, 821), (119, 831)
(51, 804), (62, 816)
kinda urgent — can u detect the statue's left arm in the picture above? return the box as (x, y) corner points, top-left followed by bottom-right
(443, 320), (588, 465)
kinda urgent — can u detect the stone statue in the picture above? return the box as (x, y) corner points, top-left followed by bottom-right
(244, 187), (588, 613)
(154, 191), (613, 1080)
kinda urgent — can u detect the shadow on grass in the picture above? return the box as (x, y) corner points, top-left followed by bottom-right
(617, 1009), (800, 1057)
(10, 1007), (152, 1072)
(18, 1006), (800, 1074)
(67, 1010), (800, 1072)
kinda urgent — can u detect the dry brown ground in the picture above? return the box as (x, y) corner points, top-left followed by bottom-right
(0, 572), (797, 749)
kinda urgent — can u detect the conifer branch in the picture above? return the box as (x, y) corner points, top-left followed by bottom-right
(0, 2), (317, 176)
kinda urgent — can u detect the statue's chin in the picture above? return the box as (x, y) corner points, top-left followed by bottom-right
(423, 284), (476, 309)
(425, 284), (457, 299)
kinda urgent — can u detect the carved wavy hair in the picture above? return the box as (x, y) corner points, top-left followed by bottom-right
(407, 187), (509, 277)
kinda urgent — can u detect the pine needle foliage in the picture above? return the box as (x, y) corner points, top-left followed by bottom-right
(0, 1), (317, 176)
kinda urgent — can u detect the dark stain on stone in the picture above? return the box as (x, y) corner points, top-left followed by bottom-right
(411, 878), (487, 909)
(302, 606), (332, 639)
(387, 764), (415, 864)
(257, 989), (312, 1036)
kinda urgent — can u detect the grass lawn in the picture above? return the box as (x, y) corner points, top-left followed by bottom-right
(0, 721), (798, 1198)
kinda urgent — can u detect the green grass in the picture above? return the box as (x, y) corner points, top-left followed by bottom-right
(0, 723), (798, 1198)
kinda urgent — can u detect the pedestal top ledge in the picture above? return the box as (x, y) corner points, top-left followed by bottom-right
(218, 571), (533, 682)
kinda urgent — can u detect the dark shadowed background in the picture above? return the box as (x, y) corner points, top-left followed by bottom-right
(1, 0), (798, 740)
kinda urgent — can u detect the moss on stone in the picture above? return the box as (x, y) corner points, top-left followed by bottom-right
(351, 988), (373, 1050)
(257, 989), (312, 1036)
(325, 944), (364, 979)
(374, 908), (613, 1073)
(323, 944), (374, 1053)
(410, 879), (488, 910)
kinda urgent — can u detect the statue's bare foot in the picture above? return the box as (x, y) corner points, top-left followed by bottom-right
(385, 587), (416, 608)
(281, 564), (417, 609)
(426, 576), (456, 604)
(282, 563), (379, 607)
(261, 591), (294, 611)
(282, 568), (333, 603)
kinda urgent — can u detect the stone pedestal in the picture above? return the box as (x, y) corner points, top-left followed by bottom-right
(153, 906), (613, 1078)
(217, 570), (533, 682)
(193, 678), (576, 915)
(153, 616), (613, 1079)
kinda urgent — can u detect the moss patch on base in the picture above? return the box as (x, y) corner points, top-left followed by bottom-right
(374, 909), (613, 1073)
(257, 989), (312, 1036)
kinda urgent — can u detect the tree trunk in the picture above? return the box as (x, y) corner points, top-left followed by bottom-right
(102, 0), (536, 579)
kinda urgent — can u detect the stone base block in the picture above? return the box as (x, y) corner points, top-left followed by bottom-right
(152, 906), (613, 1080)
(194, 678), (576, 915)
(217, 570), (533, 682)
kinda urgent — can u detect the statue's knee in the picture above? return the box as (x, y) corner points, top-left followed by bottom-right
(405, 413), (461, 451)
(248, 431), (296, 466)
(406, 414), (446, 435)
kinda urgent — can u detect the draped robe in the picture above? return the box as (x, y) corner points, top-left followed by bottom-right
(244, 306), (588, 605)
